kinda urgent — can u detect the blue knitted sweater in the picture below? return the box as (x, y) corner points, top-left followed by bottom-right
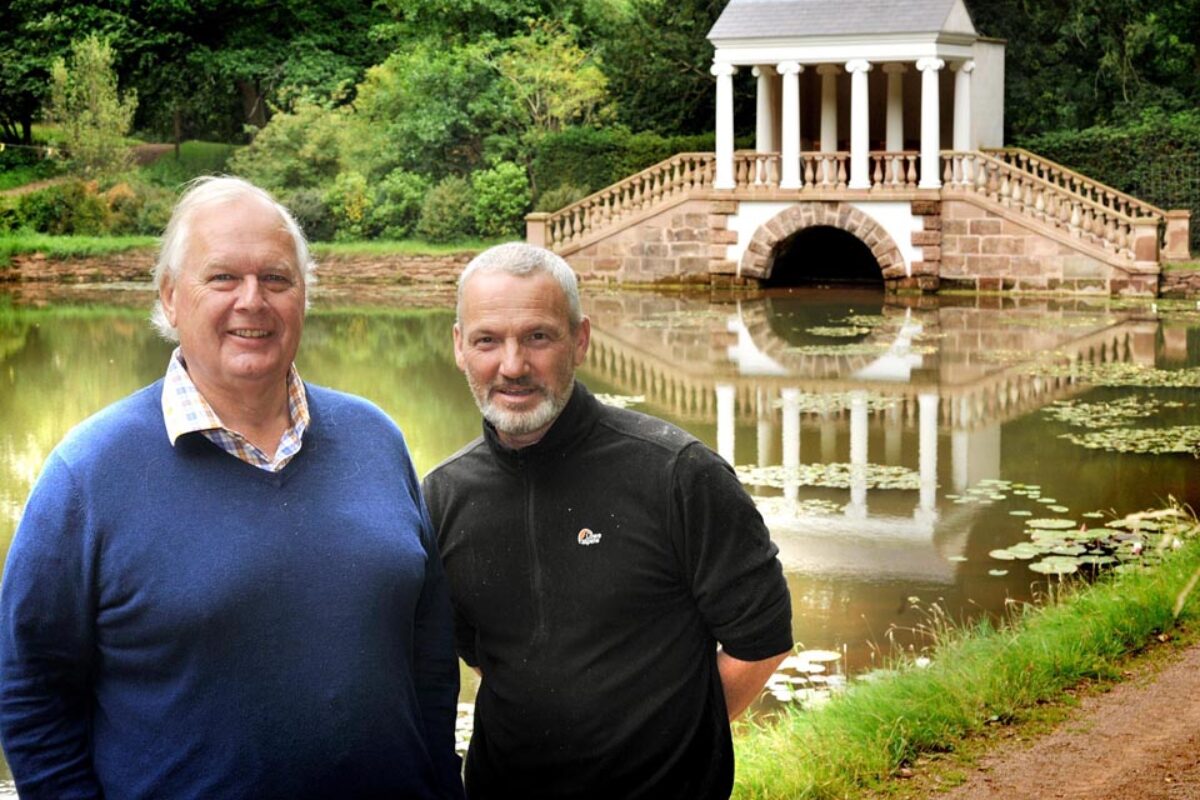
(0, 382), (464, 800)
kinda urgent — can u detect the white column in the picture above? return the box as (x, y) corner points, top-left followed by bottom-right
(846, 59), (872, 189)
(712, 62), (738, 190)
(716, 383), (736, 464)
(781, 388), (801, 504)
(753, 65), (778, 154)
(778, 61), (803, 189)
(817, 65), (839, 152)
(916, 57), (944, 189)
(952, 60), (975, 151)
(883, 63), (907, 151)
(918, 392), (939, 515)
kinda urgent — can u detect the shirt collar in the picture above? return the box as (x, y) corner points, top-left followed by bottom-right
(160, 347), (310, 451)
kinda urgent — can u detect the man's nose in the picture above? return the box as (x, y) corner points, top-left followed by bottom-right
(234, 276), (266, 310)
(498, 340), (528, 378)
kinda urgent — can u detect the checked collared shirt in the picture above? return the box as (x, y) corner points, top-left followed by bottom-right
(160, 348), (309, 472)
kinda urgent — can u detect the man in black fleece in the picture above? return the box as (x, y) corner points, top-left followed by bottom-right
(423, 242), (793, 800)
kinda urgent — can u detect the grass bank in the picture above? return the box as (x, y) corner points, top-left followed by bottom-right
(0, 233), (158, 267)
(733, 507), (1200, 799)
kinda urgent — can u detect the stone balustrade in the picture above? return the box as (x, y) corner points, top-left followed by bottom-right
(531, 147), (1187, 267)
(941, 150), (1151, 262)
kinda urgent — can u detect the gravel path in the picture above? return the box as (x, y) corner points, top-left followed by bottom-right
(939, 642), (1200, 799)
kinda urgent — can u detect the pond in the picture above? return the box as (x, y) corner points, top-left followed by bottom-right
(1, 282), (1199, 782)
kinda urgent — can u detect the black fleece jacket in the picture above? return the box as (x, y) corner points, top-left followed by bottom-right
(423, 382), (793, 800)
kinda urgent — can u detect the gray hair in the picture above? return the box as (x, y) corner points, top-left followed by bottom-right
(150, 175), (315, 341)
(456, 242), (582, 330)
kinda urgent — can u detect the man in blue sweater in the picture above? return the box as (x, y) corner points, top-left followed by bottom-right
(0, 177), (465, 799)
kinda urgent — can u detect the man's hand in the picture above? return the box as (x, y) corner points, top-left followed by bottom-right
(717, 648), (790, 721)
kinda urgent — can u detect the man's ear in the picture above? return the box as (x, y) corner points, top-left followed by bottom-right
(159, 277), (177, 327)
(573, 316), (591, 367)
(453, 323), (466, 371)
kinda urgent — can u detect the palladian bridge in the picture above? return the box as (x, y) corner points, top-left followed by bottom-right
(527, 0), (1192, 295)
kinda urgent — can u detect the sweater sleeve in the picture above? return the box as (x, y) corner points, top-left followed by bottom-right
(0, 453), (103, 799)
(671, 442), (793, 662)
(411, 473), (466, 800)
(421, 472), (480, 667)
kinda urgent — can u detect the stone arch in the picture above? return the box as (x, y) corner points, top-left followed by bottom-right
(739, 202), (906, 282)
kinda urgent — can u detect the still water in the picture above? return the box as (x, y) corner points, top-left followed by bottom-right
(1, 283), (1199, 781)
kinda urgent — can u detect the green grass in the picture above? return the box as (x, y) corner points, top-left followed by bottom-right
(733, 507), (1200, 799)
(0, 233), (157, 267)
(138, 141), (239, 188)
(0, 159), (66, 191)
(1162, 259), (1200, 271)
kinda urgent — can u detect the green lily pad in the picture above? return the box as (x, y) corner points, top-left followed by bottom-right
(988, 569), (1010, 577)
(1030, 557), (1080, 575)
(1026, 518), (1077, 530)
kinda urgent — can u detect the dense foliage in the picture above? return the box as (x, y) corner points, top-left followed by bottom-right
(2, 0), (1197, 244)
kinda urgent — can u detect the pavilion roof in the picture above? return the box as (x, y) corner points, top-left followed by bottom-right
(708, 0), (977, 41)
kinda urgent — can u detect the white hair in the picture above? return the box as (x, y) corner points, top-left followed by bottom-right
(456, 242), (582, 330)
(150, 176), (315, 341)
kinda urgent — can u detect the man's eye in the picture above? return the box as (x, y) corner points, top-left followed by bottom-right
(263, 274), (292, 284)
(210, 274), (236, 282)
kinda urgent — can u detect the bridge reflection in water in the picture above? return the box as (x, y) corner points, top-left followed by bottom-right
(578, 289), (1156, 588)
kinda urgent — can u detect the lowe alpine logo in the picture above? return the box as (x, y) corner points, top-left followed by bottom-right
(577, 528), (602, 546)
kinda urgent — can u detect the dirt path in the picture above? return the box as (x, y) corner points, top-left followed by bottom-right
(937, 641), (1200, 799)
(0, 143), (175, 197)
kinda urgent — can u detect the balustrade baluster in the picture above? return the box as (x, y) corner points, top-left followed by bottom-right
(999, 173), (1011, 206)
(803, 156), (815, 187)
(906, 155), (918, 187)
(944, 158), (954, 184)
(872, 156), (882, 188)
(1034, 188), (1046, 218)
(836, 157), (847, 188)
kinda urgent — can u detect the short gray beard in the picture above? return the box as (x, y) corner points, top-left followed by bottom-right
(469, 377), (575, 440)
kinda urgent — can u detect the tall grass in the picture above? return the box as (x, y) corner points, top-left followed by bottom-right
(733, 510), (1200, 799)
(0, 233), (157, 267)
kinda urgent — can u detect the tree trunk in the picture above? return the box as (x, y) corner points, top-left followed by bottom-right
(237, 80), (268, 136)
(173, 108), (182, 159)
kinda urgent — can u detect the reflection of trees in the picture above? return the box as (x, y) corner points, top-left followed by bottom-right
(0, 305), (173, 550)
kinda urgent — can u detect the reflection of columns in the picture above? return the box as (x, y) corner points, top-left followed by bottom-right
(916, 57), (945, 189)
(849, 391), (868, 513)
(778, 61), (803, 189)
(716, 383), (736, 464)
(781, 388), (801, 503)
(918, 393), (939, 514)
(952, 60), (975, 151)
(846, 59), (872, 189)
(712, 62), (738, 189)
(883, 63), (906, 151)
(753, 65), (778, 154)
(756, 389), (774, 467)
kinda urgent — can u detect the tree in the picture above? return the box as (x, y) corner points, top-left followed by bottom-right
(47, 34), (138, 177)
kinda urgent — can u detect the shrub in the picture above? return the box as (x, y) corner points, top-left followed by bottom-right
(368, 169), (430, 239)
(103, 181), (174, 235)
(534, 183), (589, 213)
(325, 171), (372, 240)
(284, 188), (337, 242)
(226, 102), (343, 193)
(472, 162), (530, 238)
(15, 181), (111, 235)
(416, 175), (474, 242)
(46, 35), (137, 178)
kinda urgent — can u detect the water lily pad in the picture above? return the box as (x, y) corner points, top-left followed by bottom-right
(1048, 505), (1070, 513)
(988, 569), (1010, 577)
(1030, 556), (1080, 575)
(1026, 518), (1077, 530)
(795, 649), (842, 663)
(1010, 510), (1033, 517)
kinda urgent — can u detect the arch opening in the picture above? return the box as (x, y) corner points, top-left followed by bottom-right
(763, 225), (884, 288)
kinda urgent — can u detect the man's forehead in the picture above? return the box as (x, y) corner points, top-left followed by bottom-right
(462, 273), (570, 321)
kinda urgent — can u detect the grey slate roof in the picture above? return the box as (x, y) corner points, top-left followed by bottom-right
(708, 0), (975, 40)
